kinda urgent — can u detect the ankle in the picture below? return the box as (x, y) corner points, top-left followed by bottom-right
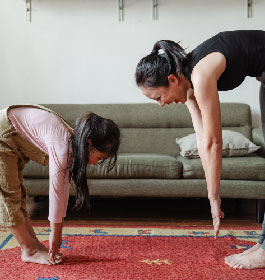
(259, 247), (265, 254)
(21, 246), (38, 257)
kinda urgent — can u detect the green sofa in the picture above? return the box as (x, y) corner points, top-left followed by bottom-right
(23, 103), (265, 222)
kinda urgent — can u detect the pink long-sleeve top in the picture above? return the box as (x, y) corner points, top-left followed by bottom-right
(8, 107), (73, 223)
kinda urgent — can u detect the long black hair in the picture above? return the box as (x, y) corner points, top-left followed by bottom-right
(135, 40), (187, 88)
(69, 112), (120, 211)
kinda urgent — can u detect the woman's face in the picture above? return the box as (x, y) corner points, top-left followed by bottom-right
(88, 148), (109, 165)
(140, 74), (188, 106)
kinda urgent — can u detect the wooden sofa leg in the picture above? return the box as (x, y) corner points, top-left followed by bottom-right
(256, 199), (265, 224)
(33, 196), (40, 203)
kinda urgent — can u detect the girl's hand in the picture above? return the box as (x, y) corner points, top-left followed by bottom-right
(209, 197), (224, 239)
(49, 233), (62, 262)
(49, 221), (64, 263)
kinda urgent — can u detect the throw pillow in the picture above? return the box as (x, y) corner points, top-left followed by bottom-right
(176, 130), (260, 158)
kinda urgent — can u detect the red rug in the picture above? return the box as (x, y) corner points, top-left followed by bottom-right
(0, 225), (264, 280)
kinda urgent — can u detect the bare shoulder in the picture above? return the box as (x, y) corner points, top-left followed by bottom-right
(191, 52), (226, 84)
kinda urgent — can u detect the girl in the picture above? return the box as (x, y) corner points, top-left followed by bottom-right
(0, 104), (120, 265)
(135, 30), (265, 269)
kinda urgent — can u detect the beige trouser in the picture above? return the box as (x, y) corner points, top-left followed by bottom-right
(0, 140), (29, 227)
(0, 108), (48, 227)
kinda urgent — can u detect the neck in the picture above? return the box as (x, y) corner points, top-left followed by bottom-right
(183, 75), (192, 91)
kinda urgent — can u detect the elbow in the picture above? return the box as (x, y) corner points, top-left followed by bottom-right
(204, 138), (222, 153)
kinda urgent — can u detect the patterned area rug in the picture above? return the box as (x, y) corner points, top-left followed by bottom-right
(0, 225), (264, 280)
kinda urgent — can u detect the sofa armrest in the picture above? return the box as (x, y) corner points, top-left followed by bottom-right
(252, 128), (265, 157)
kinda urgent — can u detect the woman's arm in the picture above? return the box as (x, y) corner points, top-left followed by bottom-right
(185, 89), (207, 177)
(189, 52), (226, 237)
(186, 88), (222, 197)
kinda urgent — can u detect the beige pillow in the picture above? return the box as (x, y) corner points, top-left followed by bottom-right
(176, 130), (260, 158)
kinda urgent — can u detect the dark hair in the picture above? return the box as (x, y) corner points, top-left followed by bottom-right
(69, 113), (120, 211)
(135, 40), (187, 88)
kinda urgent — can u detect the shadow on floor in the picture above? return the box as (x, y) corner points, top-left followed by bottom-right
(28, 196), (256, 224)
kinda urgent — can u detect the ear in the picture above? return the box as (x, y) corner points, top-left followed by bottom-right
(88, 139), (93, 150)
(168, 74), (179, 85)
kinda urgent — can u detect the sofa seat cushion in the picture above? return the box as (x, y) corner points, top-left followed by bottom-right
(23, 153), (183, 180)
(23, 162), (49, 179)
(88, 153), (182, 179)
(177, 154), (265, 180)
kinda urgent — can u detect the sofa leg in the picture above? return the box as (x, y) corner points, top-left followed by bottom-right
(256, 199), (265, 224)
(33, 196), (40, 203)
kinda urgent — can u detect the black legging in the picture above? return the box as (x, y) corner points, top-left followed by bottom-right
(257, 72), (265, 249)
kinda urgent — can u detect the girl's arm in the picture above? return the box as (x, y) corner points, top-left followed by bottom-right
(47, 139), (71, 260)
(189, 52), (226, 238)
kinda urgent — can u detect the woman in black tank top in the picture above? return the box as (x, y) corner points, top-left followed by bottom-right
(135, 30), (265, 270)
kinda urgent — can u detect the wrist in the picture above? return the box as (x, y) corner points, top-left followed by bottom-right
(50, 222), (64, 235)
(208, 194), (220, 201)
(50, 229), (62, 237)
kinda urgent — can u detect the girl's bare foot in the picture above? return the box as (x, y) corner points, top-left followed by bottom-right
(9, 219), (62, 265)
(21, 248), (62, 265)
(225, 243), (261, 265)
(229, 247), (265, 269)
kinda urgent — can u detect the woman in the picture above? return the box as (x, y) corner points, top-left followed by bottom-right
(0, 104), (120, 265)
(135, 30), (265, 269)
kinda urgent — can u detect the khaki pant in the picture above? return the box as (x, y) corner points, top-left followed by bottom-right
(0, 108), (48, 227)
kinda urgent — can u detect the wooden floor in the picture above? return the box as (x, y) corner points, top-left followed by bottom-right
(28, 196), (260, 227)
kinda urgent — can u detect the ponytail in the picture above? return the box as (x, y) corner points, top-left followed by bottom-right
(135, 40), (187, 88)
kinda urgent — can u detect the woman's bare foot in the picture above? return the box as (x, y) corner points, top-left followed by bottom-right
(21, 247), (62, 265)
(229, 247), (265, 269)
(225, 243), (261, 265)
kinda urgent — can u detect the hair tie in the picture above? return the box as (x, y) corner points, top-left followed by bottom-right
(151, 49), (159, 55)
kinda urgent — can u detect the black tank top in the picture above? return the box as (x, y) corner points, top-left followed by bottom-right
(183, 30), (265, 91)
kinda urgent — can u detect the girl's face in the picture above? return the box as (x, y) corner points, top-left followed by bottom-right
(88, 148), (109, 165)
(140, 74), (188, 106)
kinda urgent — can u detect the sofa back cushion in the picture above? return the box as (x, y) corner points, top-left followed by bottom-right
(43, 103), (252, 156)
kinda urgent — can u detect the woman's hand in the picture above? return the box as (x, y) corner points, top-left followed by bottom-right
(209, 197), (224, 239)
(49, 221), (64, 263)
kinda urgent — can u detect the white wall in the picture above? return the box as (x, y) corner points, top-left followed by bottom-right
(0, 0), (264, 126)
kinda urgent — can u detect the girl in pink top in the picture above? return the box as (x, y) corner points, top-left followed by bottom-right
(0, 105), (120, 265)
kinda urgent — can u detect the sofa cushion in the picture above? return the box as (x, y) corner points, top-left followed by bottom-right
(88, 153), (182, 179)
(42, 103), (252, 155)
(42, 103), (251, 129)
(177, 154), (265, 180)
(176, 130), (260, 158)
(23, 153), (183, 180)
(23, 162), (49, 179)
